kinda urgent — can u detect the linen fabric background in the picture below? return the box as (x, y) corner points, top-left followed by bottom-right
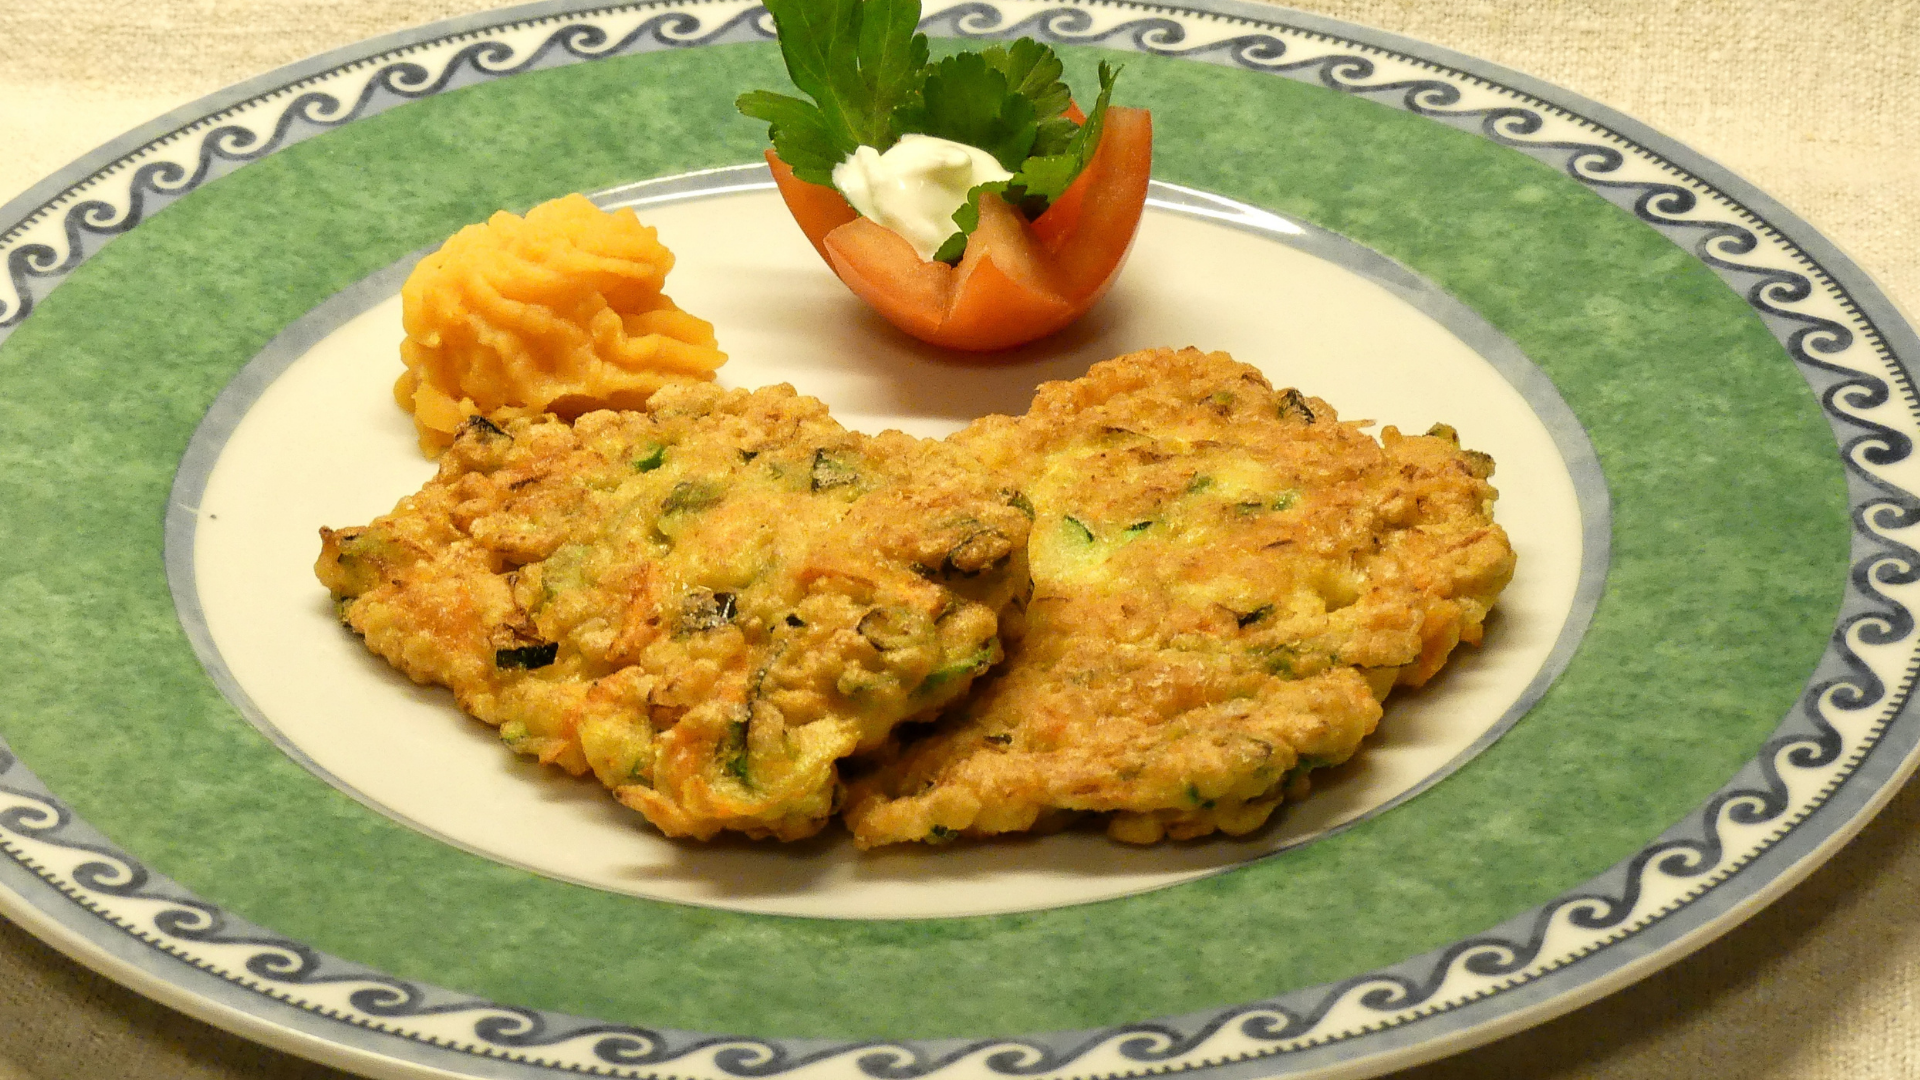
(1, 1), (1916, 1077)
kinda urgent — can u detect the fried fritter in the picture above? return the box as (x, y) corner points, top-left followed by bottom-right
(316, 382), (1030, 841)
(842, 348), (1516, 847)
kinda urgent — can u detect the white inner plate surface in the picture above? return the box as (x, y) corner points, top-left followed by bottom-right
(189, 188), (1587, 918)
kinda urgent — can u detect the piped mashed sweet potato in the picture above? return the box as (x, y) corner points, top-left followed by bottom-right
(394, 193), (727, 454)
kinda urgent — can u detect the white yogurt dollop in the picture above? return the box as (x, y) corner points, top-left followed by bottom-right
(832, 134), (1014, 261)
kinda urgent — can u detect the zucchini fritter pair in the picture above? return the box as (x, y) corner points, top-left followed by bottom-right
(317, 349), (1514, 847)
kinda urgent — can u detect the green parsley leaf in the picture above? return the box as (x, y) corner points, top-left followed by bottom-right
(981, 38), (1071, 124)
(855, 0), (928, 115)
(735, 89), (845, 185)
(1028, 114), (1079, 159)
(930, 230), (971, 265)
(893, 51), (1038, 171)
(737, 0), (1128, 258)
(1005, 60), (1121, 209)
(736, 0), (928, 185)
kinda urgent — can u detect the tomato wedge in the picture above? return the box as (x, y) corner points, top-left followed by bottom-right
(766, 106), (1152, 352)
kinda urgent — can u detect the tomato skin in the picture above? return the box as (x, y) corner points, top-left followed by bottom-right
(1035, 106), (1153, 303)
(1027, 164), (1088, 253)
(766, 150), (857, 264)
(769, 106), (1152, 352)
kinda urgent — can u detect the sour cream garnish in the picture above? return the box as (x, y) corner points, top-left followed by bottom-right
(832, 134), (1014, 261)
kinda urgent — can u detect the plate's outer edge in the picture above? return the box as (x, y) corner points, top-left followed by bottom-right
(0, 1), (1916, 1078)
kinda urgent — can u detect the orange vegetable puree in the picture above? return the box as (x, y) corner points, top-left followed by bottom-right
(394, 193), (726, 453)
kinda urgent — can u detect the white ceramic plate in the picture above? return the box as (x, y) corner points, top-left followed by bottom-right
(1, 3), (1914, 1078)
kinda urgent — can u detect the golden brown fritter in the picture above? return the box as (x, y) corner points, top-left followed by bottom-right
(842, 348), (1515, 847)
(317, 382), (1030, 841)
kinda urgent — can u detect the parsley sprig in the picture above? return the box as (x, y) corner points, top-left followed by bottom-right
(737, 0), (1119, 260)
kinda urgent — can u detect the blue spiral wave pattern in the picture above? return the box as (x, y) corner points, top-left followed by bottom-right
(0, 1), (1914, 1077)
(0, 2), (771, 333)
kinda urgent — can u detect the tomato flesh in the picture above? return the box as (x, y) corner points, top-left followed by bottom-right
(769, 107), (1152, 352)
(820, 216), (952, 341)
(937, 193), (1076, 350)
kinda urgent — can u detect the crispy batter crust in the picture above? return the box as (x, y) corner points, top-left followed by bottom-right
(317, 382), (1030, 841)
(841, 348), (1515, 847)
(318, 349), (1513, 848)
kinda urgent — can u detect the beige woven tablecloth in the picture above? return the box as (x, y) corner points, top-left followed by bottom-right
(2, 2), (1917, 1077)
